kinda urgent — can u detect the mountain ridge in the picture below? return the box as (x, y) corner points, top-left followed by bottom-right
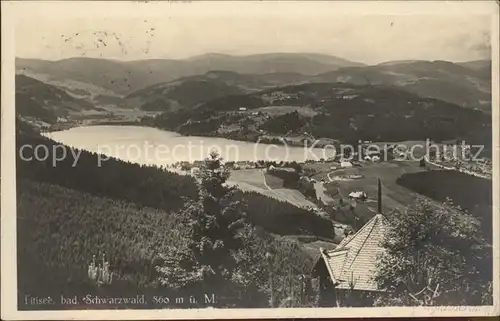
(16, 53), (362, 95)
(16, 55), (492, 113)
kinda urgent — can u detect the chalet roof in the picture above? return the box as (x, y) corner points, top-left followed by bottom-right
(319, 214), (388, 292)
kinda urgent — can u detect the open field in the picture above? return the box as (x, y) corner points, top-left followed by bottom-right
(264, 172), (285, 189)
(229, 169), (268, 189)
(48, 106), (162, 131)
(229, 161), (435, 220)
(324, 161), (426, 212)
(72, 106), (161, 123)
(228, 168), (318, 209)
(312, 159), (492, 241)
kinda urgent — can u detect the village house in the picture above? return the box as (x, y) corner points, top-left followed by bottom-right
(312, 179), (388, 307)
(340, 94), (358, 100)
(340, 161), (353, 168)
(348, 191), (367, 201)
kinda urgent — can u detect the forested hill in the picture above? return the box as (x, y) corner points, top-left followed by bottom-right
(16, 75), (95, 123)
(312, 60), (491, 112)
(16, 121), (335, 306)
(146, 82), (491, 151)
(120, 72), (248, 111)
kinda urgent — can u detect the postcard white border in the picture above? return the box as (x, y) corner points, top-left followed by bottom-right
(2, 1), (499, 319)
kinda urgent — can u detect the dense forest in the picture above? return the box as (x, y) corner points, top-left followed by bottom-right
(17, 133), (198, 213)
(124, 79), (245, 111)
(16, 94), (58, 123)
(397, 170), (493, 243)
(242, 191), (331, 238)
(145, 83), (492, 156)
(259, 111), (307, 135)
(17, 179), (320, 308)
(16, 120), (335, 308)
(15, 74), (94, 120)
(17, 179), (181, 296)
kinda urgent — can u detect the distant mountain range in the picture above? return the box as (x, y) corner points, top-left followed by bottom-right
(15, 53), (361, 97)
(122, 59), (491, 112)
(312, 60), (491, 111)
(16, 53), (491, 113)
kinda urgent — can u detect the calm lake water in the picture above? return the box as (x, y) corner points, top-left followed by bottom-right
(43, 125), (328, 166)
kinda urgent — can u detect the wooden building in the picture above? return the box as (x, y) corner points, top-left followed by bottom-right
(312, 179), (388, 307)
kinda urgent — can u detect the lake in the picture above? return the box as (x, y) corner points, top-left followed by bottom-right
(43, 125), (330, 167)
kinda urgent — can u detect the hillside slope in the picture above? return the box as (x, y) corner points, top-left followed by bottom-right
(17, 178), (183, 296)
(16, 53), (361, 94)
(313, 60), (491, 111)
(121, 70), (310, 111)
(16, 74), (96, 124)
(16, 68), (123, 106)
(147, 82), (491, 148)
(124, 59), (492, 113)
(121, 72), (248, 111)
(18, 178), (318, 308)
(16, 127), (328, 307)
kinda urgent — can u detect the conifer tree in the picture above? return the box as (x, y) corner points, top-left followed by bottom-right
(156, 151), (257, 305)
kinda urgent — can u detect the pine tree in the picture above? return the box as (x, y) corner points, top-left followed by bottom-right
(156, 151), (257, 305)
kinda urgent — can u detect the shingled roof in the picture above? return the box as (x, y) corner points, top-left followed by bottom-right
(319, 213), (388, 291)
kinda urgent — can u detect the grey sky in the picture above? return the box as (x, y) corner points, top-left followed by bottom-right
(14, 2), (493, 64)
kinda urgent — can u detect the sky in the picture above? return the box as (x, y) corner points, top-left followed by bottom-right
(13, 2), (494, 65)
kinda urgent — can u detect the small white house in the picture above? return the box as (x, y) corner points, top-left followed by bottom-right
(340, 161), (353, 168)
(190, 167), (200, 175)
(349, 191), (367, 200)
(239, 107), (247, 112)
